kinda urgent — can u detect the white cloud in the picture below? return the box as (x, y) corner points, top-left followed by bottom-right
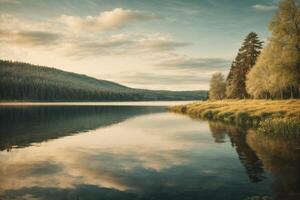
(0, 13), (186, 57)
(136, 34), (189, 51)
(119, 72), (210, 86)
(0, 11), (185, 57)
(0, 30), (62, 46)
(252, 4), (277, 11)
(62, 33), (189, 58)
(60, 8), (157, 32)
(0, 0), (20, 4)
(0, 14), (61, 35)
(158, 56), (231, 73)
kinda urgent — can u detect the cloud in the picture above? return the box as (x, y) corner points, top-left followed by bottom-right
(0, 0), (20, 4)
(118, 72), (210, 87)
(136, 34), (189, 51)
(60, 8), (157, 32)
(107, 63), (218, 89)
(0, 12), (185, 57)
(158, 57), (231, 73)
(12, 31), (61, 45)
(0, 29), (62, 46)
(63, 33), (188, 57)
(0, 14), (62, 46)
(252, 4), (277, 11)
(63, 34), (134, 57)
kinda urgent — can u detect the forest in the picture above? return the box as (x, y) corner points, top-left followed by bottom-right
(0, 60), (207, 101)
(209, 0), (300, 100)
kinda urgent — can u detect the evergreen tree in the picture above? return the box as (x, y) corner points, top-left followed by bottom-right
(226, 52), (242, 98)
(226, 32), (263, 99)
(225, 61), (235, 97)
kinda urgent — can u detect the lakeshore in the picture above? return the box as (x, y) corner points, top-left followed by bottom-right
(170, 100), (300, 138)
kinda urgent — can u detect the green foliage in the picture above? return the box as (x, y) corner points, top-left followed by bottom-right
(226, 32), (263, 99)
(0, 60), (207, 101)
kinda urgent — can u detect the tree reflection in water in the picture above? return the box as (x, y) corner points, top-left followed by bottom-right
(0, 106), (165, 151)
(1, 107), (299, 200)
(209, 121), (300, 200)
(247, 132), (300, 200)
(209, 122), (265, 183)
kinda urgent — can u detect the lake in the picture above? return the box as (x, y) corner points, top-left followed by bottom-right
(0, 103), (299, 200)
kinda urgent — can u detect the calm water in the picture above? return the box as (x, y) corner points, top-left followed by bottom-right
(0, 103), (300, 200)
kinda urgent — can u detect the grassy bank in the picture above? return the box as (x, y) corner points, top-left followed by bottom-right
(170, 100), (300, 138)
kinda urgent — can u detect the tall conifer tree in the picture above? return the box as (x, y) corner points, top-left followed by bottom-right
(226, 32), (263, 98)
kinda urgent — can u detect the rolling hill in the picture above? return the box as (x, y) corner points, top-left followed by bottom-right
(0, 60), (207, 101)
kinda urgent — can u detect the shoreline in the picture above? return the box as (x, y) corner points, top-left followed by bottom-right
(0, 101), (194, 107)
(169, 100), (300, 138)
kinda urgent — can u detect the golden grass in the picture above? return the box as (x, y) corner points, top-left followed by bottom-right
(170, 100), (300, 137)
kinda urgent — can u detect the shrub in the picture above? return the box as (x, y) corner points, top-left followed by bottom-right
(202, 110), (214, 120)
(235, 112), (251, 125)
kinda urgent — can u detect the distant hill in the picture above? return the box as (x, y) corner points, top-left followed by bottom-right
(0, 60), (207, 101)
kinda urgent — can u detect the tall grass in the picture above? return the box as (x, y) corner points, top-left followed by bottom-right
(258, 117), (300, 139)
(170, 100), (300, 138)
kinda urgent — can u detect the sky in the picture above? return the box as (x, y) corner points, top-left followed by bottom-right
(0, 0), (278, 90)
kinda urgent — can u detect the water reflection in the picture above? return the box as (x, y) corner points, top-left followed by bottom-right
(0, 106), (165, 151)
(247, 132), (300, 200)
(0, 106), (299, 200)
(209, 122), (265, 183)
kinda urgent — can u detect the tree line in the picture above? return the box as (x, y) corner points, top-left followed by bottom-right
(209, 0), (300, 100)
(0, 60), (141, 101)
(0, 60), (207, 101)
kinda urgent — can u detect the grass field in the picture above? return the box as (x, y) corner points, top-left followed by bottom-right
(170, 100), (300, 138)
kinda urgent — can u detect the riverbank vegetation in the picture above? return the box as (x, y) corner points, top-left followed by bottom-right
(170, 100), (300, 138)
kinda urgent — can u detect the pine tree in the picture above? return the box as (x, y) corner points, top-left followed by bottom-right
(226, 52), (242, 98)
(225, 61), (235, 96)
(226, 32), (263, 99)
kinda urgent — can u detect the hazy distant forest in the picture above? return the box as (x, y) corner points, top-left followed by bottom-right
(0, 60), (206, 101)
(209, 0), (300, 100)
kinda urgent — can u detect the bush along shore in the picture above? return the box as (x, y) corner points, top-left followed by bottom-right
(170, 100), (300, 138)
